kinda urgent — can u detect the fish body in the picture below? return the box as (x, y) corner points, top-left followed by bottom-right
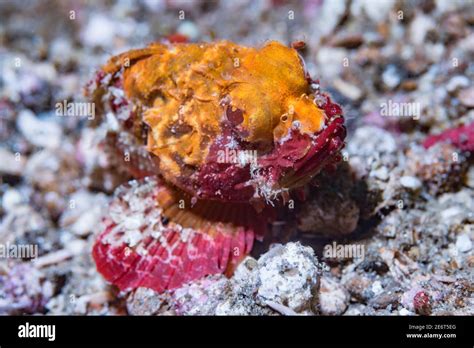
(89, 40), (346, 292)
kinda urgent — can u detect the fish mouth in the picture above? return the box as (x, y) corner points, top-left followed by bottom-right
(167, 97), (345, 203)
(258, 115), (346, 191)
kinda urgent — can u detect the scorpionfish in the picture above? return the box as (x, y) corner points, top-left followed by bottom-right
(88, 40), (346, 293)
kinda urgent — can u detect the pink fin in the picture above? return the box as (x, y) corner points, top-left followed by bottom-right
(92, 178), (257, 293)
(93, 223), (254, 292)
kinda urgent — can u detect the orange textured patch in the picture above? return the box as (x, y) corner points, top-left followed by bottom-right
(102, 41), (326, 181)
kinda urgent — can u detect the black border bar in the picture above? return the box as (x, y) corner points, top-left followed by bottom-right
(0, 315), (472, 346)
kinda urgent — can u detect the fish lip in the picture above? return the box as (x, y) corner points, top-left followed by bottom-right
(258, 115), (346, 191)
(281, 133), (345, 189)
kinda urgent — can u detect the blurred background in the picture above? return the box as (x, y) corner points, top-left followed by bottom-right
(0, 0), (473, 316)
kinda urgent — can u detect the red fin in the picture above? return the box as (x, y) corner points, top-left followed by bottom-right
(92, 177), (265, 293)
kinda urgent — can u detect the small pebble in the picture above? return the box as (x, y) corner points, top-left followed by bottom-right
(371, 280), (383, 295)
(319, 276), (349, 315)
(0, 148), (25, 175)
(371, 166), (389, 181)
(81, 14), (116, 47)
(446, 75), (470, 93)
(455, 234), (472, 253)
(333, 78), (364, 101)
(399, 308), (412, 316)
(177, 21), (200, 41)
(409, 14), (435, 45)
(400, 176), (422, 190)
(382, 65), (401, 90)
(2, 188), (24, 212)
(17, 110), (62, 149)
(458, 87), (474, 108)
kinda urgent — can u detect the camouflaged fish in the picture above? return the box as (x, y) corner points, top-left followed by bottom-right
(88, 40), (346, 293)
